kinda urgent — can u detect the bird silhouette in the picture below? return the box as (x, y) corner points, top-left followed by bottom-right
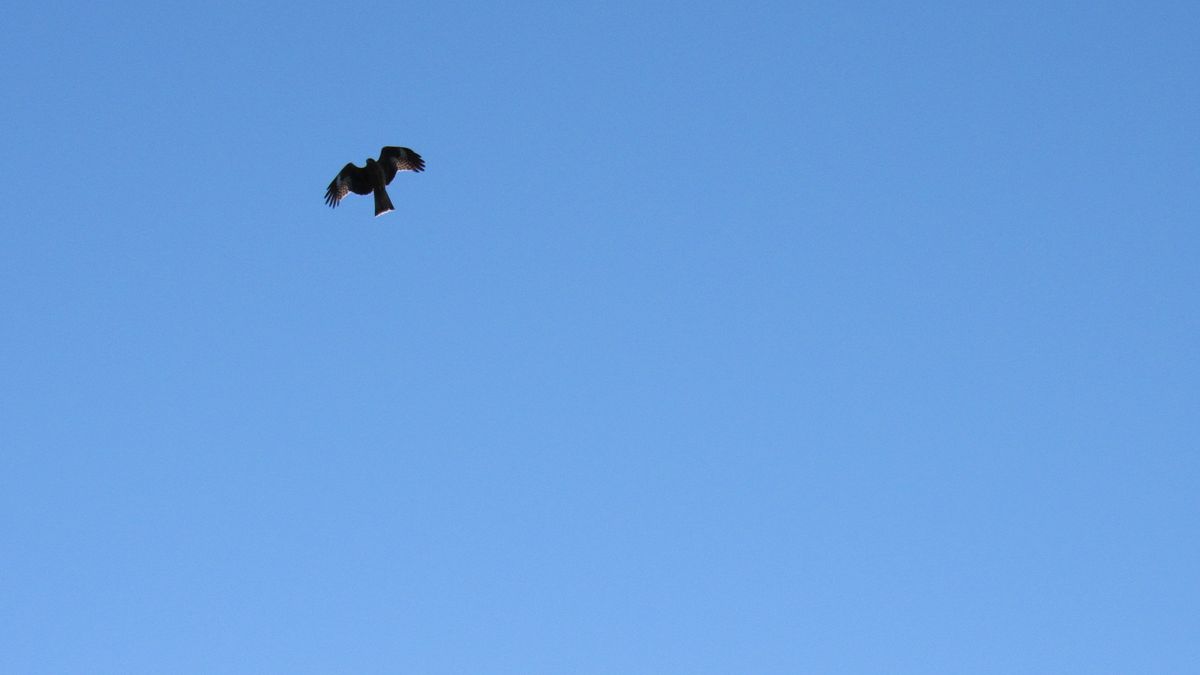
(325, 146), (425, 216)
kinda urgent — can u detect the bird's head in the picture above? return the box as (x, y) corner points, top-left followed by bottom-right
(366, 157), (377, 166)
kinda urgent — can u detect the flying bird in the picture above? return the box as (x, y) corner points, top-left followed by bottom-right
(325, 146), (425, 216)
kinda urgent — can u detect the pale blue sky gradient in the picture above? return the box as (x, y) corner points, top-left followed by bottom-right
(2, 2), (1198, 673)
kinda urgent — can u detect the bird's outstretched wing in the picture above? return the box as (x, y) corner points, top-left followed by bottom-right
(378, 147), (425, 185)
(325, 163), (373, 208)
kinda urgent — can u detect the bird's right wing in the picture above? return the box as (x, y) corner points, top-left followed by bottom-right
(378, 147), (425, 184)
(324, 163), (373, 207)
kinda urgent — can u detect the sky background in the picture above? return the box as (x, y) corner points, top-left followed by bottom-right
(1, 1), (1197, 672)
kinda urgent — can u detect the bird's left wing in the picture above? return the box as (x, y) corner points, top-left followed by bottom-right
(379, 147), (426, 184)
(325, 163), (373, 208)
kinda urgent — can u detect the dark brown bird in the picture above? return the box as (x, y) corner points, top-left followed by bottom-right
(325, 146), (425, 216)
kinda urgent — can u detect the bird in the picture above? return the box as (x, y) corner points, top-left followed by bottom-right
(325, 146), (425, 216)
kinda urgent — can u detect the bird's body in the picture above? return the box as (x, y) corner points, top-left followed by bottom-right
(364, 158), (394, 215)
(325, 146), (424, 216)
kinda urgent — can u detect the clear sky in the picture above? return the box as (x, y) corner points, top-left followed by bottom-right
(2, 1), (1197, 672)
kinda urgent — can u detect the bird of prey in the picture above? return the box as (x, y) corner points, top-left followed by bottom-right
(325, 146), (425, 216)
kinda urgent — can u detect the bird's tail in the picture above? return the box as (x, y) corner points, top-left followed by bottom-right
(374, 186), (395, 217)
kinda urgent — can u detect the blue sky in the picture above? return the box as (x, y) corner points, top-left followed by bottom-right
(1, 1), (1197, 672)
